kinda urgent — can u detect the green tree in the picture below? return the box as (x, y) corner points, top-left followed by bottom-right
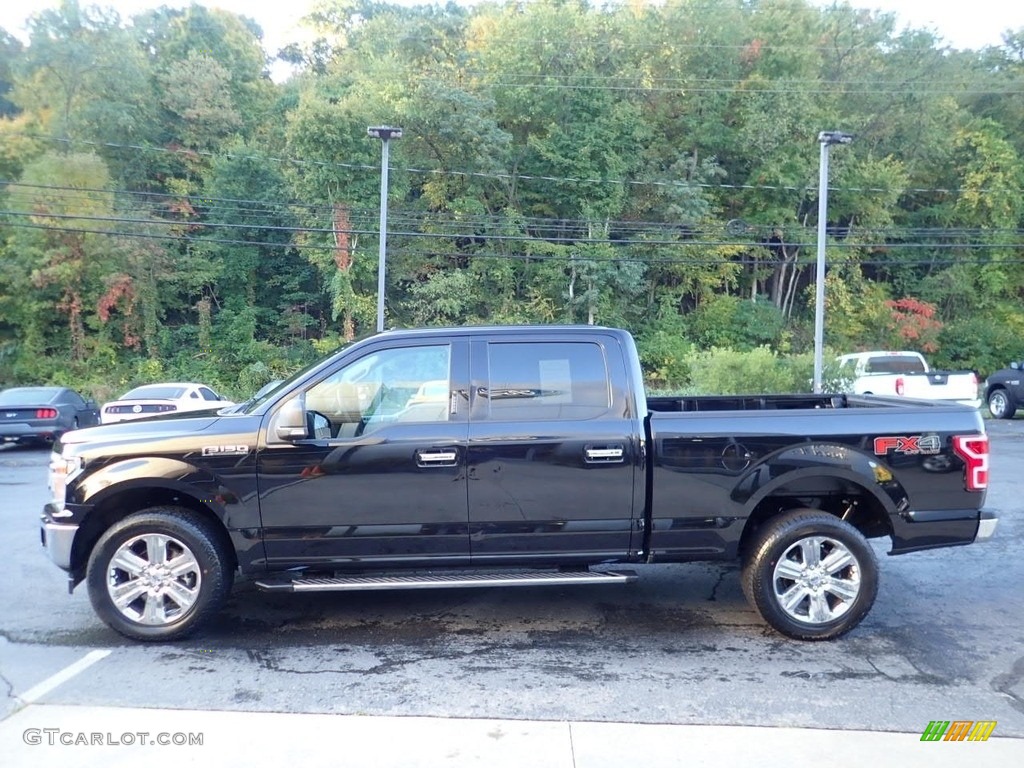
(13, 0), (153, 169)
(0, 28), (22, 118)
(4, 152), (118, 363)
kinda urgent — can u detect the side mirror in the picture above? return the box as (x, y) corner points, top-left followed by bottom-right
(274, 398), (307, 441)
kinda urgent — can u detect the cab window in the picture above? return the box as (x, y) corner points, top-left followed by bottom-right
(483, 342), (610, 421)
(304, 345), (451, 437)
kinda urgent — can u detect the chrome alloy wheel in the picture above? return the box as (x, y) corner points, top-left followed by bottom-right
(106, 533), (202, 625)
(771, 535), (861, 624)
(988, 390), (1010, 419)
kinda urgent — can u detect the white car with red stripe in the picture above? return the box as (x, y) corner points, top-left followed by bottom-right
(100, 383), (233, 424)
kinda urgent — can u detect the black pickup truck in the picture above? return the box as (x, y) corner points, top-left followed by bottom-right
(42, 326), (996, 642)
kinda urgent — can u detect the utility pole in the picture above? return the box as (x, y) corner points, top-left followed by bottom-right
(813, 130), (853, 393)
(367, 126), (403, 332)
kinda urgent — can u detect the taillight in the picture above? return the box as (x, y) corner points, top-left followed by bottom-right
(895, 377), (905, 396)
(36, 408), (58, 419)
(952, 434), (989, 491)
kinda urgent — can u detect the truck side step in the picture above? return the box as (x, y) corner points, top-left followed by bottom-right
(255, 569), (637, 593)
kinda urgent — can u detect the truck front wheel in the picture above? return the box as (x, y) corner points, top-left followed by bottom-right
(987, 389), (1016, 420)
(86, 507), (233, 641)
(741, 510), (878, 640)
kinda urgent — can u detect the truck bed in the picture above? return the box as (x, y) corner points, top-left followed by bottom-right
(647, 393), (845, 412)
(646, 392), (978, 412)
(644, 394), (987, 562)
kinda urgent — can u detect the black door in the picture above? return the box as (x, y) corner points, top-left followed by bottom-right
(257, 340), (470, 568)
(467, 336), (640, 564)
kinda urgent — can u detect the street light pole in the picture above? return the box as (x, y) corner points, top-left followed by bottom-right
(812, 130), (853, 393)
(368, 126), (403, 332)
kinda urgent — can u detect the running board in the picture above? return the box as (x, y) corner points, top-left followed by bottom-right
(255, 569), (637, 593)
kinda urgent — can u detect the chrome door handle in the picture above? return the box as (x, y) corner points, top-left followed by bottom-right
(417, 449), (458, 466)
(585, 446), (624, 462)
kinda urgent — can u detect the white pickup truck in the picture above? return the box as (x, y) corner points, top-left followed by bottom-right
(837, 351), (980, 407)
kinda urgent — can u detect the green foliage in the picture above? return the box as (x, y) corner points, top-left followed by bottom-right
(238, 361), (274, 395)
(934, 311), (1024, 376)
(1, 0), (1023, 395)
(403, 268), (480, 327)
(636, 330), (693, 389)
(815, 267), (892, 352)
(682, 346), (807, 395)
(647, 346), (849, 396)
(158, 52), (242, 151)
(685, 295), (786, 351)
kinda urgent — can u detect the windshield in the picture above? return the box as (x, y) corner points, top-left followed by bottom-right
(229, 336), (370, 415)
(120, 385), (188, 400)
(234, 351), (343, 415)
(0, 387), (60, 405)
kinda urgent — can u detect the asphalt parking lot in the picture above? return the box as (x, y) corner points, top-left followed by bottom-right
(0, 420), (1022, 764)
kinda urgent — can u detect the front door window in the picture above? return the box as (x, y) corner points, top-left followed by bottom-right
(305, 345), (452, 438)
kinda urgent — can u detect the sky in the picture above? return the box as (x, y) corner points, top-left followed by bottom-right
(1, 0), (1022, 57)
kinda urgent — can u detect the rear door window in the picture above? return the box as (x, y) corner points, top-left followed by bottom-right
(483, 342), (610, 421)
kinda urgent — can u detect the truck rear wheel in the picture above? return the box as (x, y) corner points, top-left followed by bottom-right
(86, 507), (233, 641)
(741, 510), (878, 640)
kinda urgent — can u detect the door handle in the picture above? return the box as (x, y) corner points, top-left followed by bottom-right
(585, 446), (624, 463)
(417, 449), (459, 467)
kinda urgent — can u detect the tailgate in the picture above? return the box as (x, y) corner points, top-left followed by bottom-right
(903, 372), (977, 401)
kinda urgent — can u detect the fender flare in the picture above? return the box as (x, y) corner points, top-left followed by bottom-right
(731, 442), (908, 523)
(76, 456), (228, 516)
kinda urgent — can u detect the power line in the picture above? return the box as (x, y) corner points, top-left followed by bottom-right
(462, 77), (1018, 97)
(2, 219), (1021, 258)
(3, 208), (1021, 249)
(6, 180), (1024, 246)
(11, 133), (1022, 197)
(0, 208), (338, 237)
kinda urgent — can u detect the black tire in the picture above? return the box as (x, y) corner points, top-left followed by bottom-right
(741, 509), (878, 641)
(86, 507), (233, 641)
(987, 388), (1016, 420)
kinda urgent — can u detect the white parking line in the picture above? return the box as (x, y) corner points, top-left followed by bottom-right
(17, 649), (111, 704)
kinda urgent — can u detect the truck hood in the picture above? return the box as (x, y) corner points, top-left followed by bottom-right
(60, 411), (224, 448)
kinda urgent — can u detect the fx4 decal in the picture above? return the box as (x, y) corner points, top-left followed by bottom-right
(873, 435), (941, 456)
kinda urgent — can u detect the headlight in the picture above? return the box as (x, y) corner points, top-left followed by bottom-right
(49, 453), (84, 505)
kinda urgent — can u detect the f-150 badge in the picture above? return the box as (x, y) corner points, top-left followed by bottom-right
(873, 435), (941, 455)
(201, 445), (250, 456)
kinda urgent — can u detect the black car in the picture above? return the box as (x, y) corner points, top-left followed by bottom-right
(984, 361), (1023, 419)
(0, 387), (100, 446)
